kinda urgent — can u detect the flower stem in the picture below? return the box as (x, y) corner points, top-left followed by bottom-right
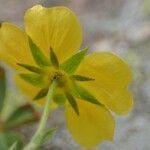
(23, 81), (57, 150)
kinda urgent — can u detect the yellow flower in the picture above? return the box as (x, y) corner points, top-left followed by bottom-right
(0, 5), (133, 148)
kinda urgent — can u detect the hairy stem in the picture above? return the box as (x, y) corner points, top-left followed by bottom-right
(23, 81), (57, 150)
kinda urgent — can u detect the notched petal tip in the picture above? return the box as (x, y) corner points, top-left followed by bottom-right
(26, 4), (79, 15)
(76, 51), (133, 115)
(24, 4), (83, 63)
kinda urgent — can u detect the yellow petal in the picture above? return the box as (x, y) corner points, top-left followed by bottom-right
(107, 89), (133, 115)
(0, 23), (35, 70)
(76, 52), (133, 115)
(14, 75), (57, 109)
(65, 99), (115, 148)
(24, 5), (82, 63)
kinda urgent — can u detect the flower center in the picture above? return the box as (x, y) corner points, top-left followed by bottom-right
(50, 69), (68, 88)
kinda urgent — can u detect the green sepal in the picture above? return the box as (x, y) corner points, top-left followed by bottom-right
(0, 66), (6, 114)
(33, 88), (48, 100)
(71, 74), (95, 81)
(28, 36), (50, 67)
(50, 47), (59, 68)
(60, 47), (88, 75)
(74, 84), (102, 106)
(19, 73), (46, 87)
(17, 63), (43, 74)
(65, 92), (79, 115)
(53, 93), (66, 105)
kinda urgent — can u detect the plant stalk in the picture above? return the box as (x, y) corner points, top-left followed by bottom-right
(23, 81), (57, 150)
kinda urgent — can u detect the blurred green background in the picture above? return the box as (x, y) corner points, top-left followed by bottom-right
(0, 0), (150, 149)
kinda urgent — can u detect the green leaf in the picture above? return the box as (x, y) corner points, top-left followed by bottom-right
(4, 104), (39, 129)
(71, 74), (95, 81)
(19, 73), (46, 87)
(75, 84), (102, 106)
(39, 128), (56, 145)
(33, 88), (48, 100)
(8, 142), (17, 150)
(17, 63), (43, 74)
(65, 92), (79, 115)
(0, 132), (23, 150)
(0, 66), (6, 114)
(28, 36), (50, 67)
(50, 47), (59, 68)
(60, 48), (88, 75)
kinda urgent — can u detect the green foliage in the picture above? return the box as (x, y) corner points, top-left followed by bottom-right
(8, 142), (18, 150)
(38, 128), (56, 145)
(0, 64), (41, 150)
(50, 47), (59, 68)
(60, 48), (88, 75)
(28, 37), (50, 67)
(4, 104), (39, 130)
(0, 132), (23, 150)
(0, 66), (6, 114)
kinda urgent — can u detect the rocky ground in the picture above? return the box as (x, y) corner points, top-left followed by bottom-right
(0, 0), (150, 149)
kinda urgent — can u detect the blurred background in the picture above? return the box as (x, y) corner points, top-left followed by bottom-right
(0, 0), (150, 150)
